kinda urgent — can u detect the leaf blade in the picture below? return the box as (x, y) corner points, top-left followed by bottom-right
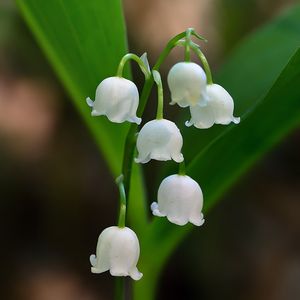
(16, 0), (148, 228)
(16, 0), (129, 173)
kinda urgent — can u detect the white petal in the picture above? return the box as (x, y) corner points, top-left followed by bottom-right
(167, 215), (189, 226)
(186, 103), (215, 129)
(134, 154), (151, 164)
(90, 226), (142, 280)
(186, 84), (240, 129)
(171, 152), (184, 163)
(233, 117), (241, 124)
(89, 77), (141, 124)
(135, 119), (183, 164)
(127, 116), (142, 125)
(90, 227), (112, 274)
(189, 213), (205, 227)
(129, 268), (143, 281)
(91, 109), (104, 117)
(206, 84), (240, 125)
(150, 202), (166, 217)
(90, 254), (97, 267)
(152, 175), (204, 226)
(86, 97), (94, 107)
(167, 62), (208, 107)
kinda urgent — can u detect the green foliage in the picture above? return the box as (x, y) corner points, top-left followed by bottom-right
(17, 1), (300, 299)
(135, 6), (300, 299)
(17, 0), (128, 172)
(16, 0), (148, 231)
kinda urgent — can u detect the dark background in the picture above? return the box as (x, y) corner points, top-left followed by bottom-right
(0, 0), (299, 299)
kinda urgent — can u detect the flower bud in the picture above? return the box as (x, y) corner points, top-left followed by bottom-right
(135, 119), (184, 164)
(86, 77), (141, 124)
(167, 62), (208, 107)
(186, 83), (240, 129)
(151, 174), (204, 226)
(90, 226), (143, 280)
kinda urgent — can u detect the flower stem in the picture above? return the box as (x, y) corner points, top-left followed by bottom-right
(116, 175), (126, 228)
(115, 175), (127, 300)
(184, 28), (193, 62)
(116, 29), (201, 300)
(190, 44), (213, 84)
(121, 31), (187, 207)
(178, 160), (186, 175)
(115, 278), (125, 300)
(117, 53), (151, 79)
(153, 71), (164, 119)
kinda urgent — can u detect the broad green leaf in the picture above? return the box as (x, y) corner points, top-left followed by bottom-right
(17, 0), (128, 172)
(134, 6), (300, 299)
(16, 0), (148, 229)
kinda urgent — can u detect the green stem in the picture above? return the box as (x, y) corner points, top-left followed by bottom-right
(153, 71), (164, 119)
(117, 28), (210, 300)
(119, 31), (194, 300)
(133, 272), (157, 300)
(117, 53), (150, 79)
(191, 30), (208, 42)
(115, 277), (125, 300)
(121, 31), (187, 208)
(115, 175), (127, 300)
(116, 175), (126, 228)
(184, 28), (192, 62)
(178, 160), (186, 175)
(190, 44), (213, 84)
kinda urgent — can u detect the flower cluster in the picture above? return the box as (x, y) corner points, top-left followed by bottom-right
(87, 29), (240, 281)
(168, 62), (240, 128)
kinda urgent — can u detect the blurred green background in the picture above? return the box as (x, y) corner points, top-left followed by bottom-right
(0, 0), (300, 299)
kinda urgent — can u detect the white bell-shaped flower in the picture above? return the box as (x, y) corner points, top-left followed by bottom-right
(167, 62), (208, 107)
(86, 77), (141, 124)
(90, 226), (143, 280)
(135, 119), (184, 164)
(186, 83), (240, 129)
(151, 174), (204, 226)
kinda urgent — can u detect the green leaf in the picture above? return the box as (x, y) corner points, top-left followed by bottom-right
(16, 0), (148, 229)
(134, 6), (300, 299)
(17, 0), (128, 172)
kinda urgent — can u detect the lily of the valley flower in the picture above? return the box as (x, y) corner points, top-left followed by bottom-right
(90, 226), (143, 280)
(167, 62), (208, 107)
(86, 77), (141, 124)
(135, 119), (184, 164)
(151, 174), (204, 226)
(186, 83), (240, 129)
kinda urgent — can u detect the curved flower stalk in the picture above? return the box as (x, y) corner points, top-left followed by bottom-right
(135, 70), (184, 164)
(135, 119), (184, 163)
(151, 174), (204, 226)
(186, 83), (240, 129)
(167, 62), (208, 107)
(86, 76), (141, 124)
(90, 176), (142, 281)
(86, 53), (151, 125)
(90, 226), (143, 280)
